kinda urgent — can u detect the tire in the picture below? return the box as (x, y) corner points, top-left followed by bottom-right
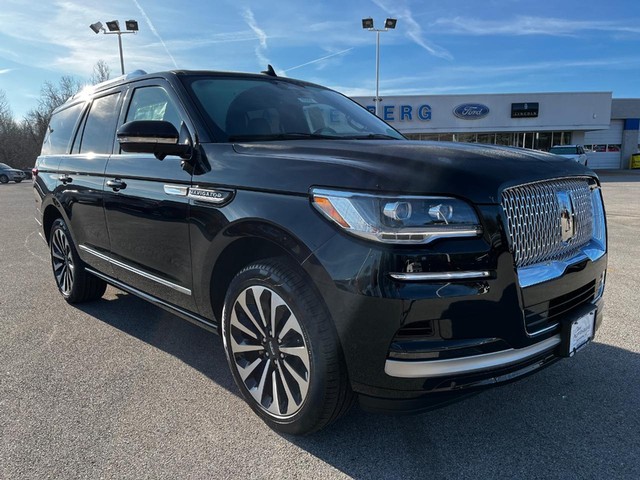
(14, 178), (22, 183)
(221, 258), (354, 435)
(0, 174), (8, 184)
(50, 218), (107, 303)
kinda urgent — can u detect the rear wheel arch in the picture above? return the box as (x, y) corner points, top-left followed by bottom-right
(42, 205), (64, 244)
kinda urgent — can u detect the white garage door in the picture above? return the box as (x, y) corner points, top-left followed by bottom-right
(584, 120), (624, 169)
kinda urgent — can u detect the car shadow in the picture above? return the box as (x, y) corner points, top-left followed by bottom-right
(75, 290), (237, 393)
(76, 292), (639, 479)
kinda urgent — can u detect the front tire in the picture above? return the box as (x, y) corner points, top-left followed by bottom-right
(14, 178), (22, 183)
(50, 218), (107, 303)
(221, 258), (353, 435)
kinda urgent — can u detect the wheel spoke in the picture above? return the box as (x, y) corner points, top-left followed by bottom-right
(276, 362), (299, 415)
(251, 358), (271, 406)
(277, 314), (303, 342)
(270, 295), (286, 340)
(230, 310), (259, 340)
(238, 357), (263, 382)
(283, 357), (309, 401)
(280, 346), (310, 371)
(230, 336), (264, 353)
(237, 289), (266, 338)
(250, 286), (271, 334)
(267, 370), (281, 415)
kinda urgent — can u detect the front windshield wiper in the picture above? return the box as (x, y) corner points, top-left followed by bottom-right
(228, 133), (337, 142)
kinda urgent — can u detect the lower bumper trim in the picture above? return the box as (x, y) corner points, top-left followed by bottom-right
(385, 335), (561, 378)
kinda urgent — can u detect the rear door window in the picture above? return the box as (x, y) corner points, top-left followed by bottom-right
(78, 92), (122, 154)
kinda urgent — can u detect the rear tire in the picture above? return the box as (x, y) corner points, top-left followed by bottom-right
(50, 218), (107, 303)
(221, 258), (354, 435)
(0, 174), (8, 184)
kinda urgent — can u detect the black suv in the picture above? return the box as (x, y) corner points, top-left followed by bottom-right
(34, 70), (607, 434)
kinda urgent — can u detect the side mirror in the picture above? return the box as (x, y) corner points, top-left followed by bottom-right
(117, 120), (191, 160)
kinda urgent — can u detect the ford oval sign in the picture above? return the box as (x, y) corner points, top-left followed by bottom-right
(453, 103), (490, 120)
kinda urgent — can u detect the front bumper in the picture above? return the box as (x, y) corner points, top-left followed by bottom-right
(303, 203), (607, 412)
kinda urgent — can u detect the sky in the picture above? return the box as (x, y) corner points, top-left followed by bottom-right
(0, 0), (639, 119)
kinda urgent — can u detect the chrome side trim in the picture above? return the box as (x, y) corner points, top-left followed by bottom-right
(385, 335), (561, 378)
(118, 136), (176, 144)
(389, 271), (491, 281)
(518, 241), (606, 288)
(79, 245), (191, 296)
(85, 267), (217, 334)
(163, 185), (189, 196)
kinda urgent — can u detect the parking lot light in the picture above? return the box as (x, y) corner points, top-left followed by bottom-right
(89, 19), (139, 75)
(362, 17), (398, 116)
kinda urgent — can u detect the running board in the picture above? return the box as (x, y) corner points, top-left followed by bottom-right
(85, 267), (219, 335)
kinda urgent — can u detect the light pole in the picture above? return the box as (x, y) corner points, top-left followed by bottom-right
(90, 20), (139, 75)
(362, 17), (397, 117)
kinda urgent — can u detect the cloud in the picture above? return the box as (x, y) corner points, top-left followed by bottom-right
(283, 48), (354, 73)
(0, 69), (14, 75)
(372, 0), (453, 60)
(132, 0), (178, 68)
(241, 7), (271, 68)
(431, 16), (640, 36)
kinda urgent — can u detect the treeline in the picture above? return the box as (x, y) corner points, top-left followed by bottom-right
(0, 61), (111, 170)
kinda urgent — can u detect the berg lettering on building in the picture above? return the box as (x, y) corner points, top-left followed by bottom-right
(366, 104), (432, 122)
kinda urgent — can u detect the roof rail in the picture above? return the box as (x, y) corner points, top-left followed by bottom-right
(69, 69), (148, 101)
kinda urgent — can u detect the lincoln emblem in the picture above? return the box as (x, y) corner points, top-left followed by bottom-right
(557, 191), (576, 242)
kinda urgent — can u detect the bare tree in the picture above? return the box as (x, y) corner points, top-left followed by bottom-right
(91, 60), (111, 85)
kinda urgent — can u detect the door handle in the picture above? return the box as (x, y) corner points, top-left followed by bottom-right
(59, 174), (73, 184)
(106, 179), (127, 191)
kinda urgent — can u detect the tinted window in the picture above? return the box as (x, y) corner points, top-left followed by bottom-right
(125, 86), (182, 131)
(79, 93), (121, 154)
(41, 103), (85, 155)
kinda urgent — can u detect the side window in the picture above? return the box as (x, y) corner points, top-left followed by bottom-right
(41, 103), (85, 155)
(79, 92), (122, 154)
(125, 86), (182, 131)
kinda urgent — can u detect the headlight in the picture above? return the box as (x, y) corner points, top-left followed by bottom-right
(311, 188), (482, 244)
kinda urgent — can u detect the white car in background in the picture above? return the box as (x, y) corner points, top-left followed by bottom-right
(549, 145), (588, 166)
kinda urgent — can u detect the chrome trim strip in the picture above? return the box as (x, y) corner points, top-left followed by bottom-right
(79, 245), (192, 296)
(163, 184), (189, 196)
(85, 268), (217, 333)
(389, 271), (491, 281)
(385, 335), (561, 378)
(118, 136), (176, 144)
(518, 241), (606, 288)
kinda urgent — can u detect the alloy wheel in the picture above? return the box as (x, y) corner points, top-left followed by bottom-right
(51, 228), (74, 295)
(228, 286), (311, 418)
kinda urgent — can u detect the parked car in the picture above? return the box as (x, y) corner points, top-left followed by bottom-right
(34, 69), (607, 434)
(22, 169), (33, 180)
(549, 145), (589, 166)
(0, 163), (26, 183)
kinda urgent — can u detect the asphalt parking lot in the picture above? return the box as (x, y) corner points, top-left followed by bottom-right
(1, 173), (639, 479)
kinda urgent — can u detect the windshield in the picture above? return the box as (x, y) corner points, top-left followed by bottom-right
(549, 146), (578, 155)
(182, 76), (404, 142)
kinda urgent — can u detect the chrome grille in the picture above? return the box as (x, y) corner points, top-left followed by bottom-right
(501, 178), (594, 268)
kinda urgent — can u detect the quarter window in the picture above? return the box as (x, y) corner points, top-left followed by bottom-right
(41, 103), (85, 155)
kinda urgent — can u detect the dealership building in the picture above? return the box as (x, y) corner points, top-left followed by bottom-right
(352, 93), (640, 170)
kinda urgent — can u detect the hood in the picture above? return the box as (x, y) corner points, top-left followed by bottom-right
(200, 140), (595, 204)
